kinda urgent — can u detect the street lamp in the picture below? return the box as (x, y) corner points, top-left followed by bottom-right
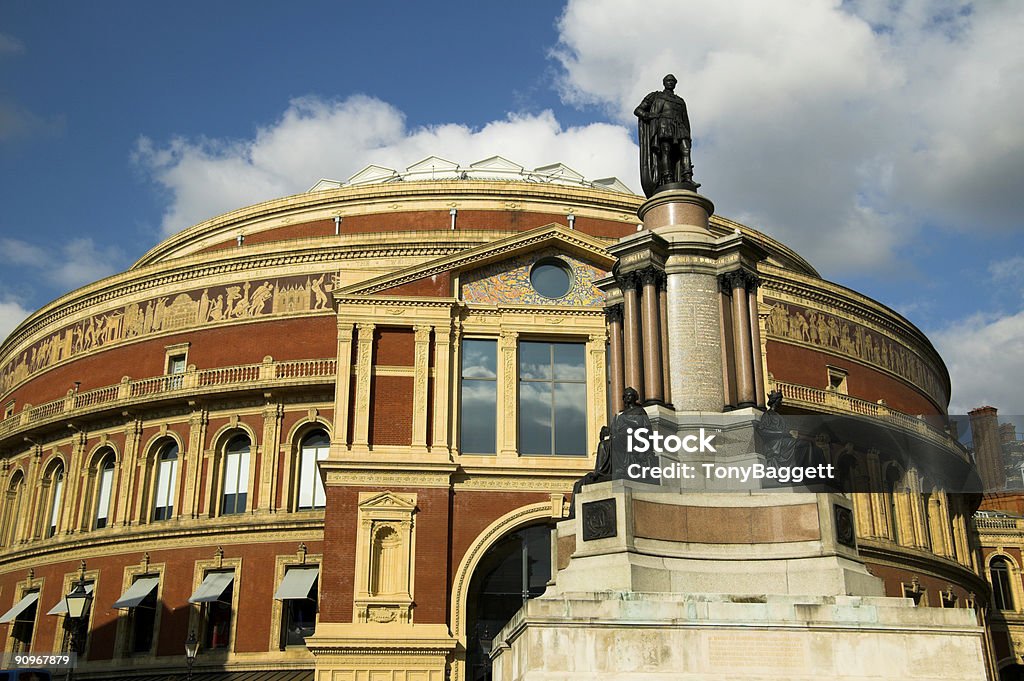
(64, 579), (93, 681)
(184, 630), (199, 681)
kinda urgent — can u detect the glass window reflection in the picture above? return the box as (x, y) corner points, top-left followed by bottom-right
(519, 341), (586, 456)
(462, 340), (497, 454)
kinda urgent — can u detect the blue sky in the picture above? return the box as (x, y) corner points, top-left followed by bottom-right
(1, 0), (1022, 413)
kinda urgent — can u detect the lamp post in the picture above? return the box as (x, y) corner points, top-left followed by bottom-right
(64, 579), (93, 681)
(184, 630), (199, 681)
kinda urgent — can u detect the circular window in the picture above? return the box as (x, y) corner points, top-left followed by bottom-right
(530, 258), (573, 299)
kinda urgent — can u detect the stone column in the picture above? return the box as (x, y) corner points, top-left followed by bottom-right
(333, 322), (355, 448)
(640, 269), (663, 404)
(727, 271), (756, 408)
(352, 322), (375, 451)
(431, 322), (453, 454)
(621, 275), (644, 399)
(718, 283), (737, 409)
(606, 306), (625, 416)
(412, 325), (431, 450)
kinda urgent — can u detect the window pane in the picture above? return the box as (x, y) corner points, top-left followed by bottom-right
(461, 379), (497, 454)
(462, 339), (497, 379)
(96, 463), (114, 527)
(553, 383), (587, 455)
(314, 446), (328, 507)
(298, 449), (316, 509)
(49, 471), (64, 535)
(518, 342), (551, 380)
(552, 343), (585, 381)
(224, 451), (240, 495)
(519, 381), (552, 455)
(461, 340), (497, 455)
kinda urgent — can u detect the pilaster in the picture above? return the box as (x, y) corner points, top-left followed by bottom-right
(352, 322), (375, 452)
(497, 330), (518, 458)
(333, 321), (355, 448)
(412, 325), (431, 450)
(431, 322), (453, 455)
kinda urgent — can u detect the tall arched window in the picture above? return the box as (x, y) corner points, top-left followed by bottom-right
(94, 451), (116, 529)
(152, 442), (179, 521)
(2, 472), (25, 546)
(297, 430), (329, 510)
(47, 463), (65, 538)
(991, 556), (1014, 611)
(221, 434), (251, 515)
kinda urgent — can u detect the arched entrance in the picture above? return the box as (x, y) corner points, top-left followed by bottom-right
(465, 524), (552, 681)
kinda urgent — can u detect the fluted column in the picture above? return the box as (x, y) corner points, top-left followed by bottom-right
(640, 268), (663, 404)
(606, 305), (625, 416)
(718, 281), (737, 409)
(621, 274), (644, 399)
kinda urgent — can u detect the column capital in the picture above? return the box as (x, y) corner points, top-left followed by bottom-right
(356, 321), (376, 335)
(605, 304), (624, 324)
(413, 324), (432, 341)
(719, 269), (760, 293)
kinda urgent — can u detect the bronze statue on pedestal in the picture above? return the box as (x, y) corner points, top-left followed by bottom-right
(634, 74), (698, 197)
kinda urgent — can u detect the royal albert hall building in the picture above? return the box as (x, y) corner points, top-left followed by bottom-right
(0, 156), (988, 680)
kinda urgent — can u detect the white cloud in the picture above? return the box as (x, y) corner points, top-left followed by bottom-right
(551, 0), (1024, 273)
(0, 299), (31, 344)
(0, 237), (124, 290)
(0, 101), (64, 142)
(134, 96), (640, 236)
(0, 33), (24, 55)
(932, 310), (1024, 413)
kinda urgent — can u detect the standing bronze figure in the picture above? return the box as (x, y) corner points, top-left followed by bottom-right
(634, 74), (698, 197)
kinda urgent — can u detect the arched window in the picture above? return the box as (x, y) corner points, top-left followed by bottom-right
(221, 434), (251, 515)
(94, 451), (116, 529)
(2, 472), (25, 546)
(991, 556), (1014, 611)
(297, 430), (329, 510)
(47, 463), (65, 538)
(152, 442), (179, 521)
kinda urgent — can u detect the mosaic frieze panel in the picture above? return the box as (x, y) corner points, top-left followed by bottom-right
(460, 248), (606, 306)
(0, 272), (338, 397)
(763, 298), (947, 407)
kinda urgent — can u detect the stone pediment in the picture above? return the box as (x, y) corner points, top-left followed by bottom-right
(358, 491), (417, 512)
(335, 224), (614, 299)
